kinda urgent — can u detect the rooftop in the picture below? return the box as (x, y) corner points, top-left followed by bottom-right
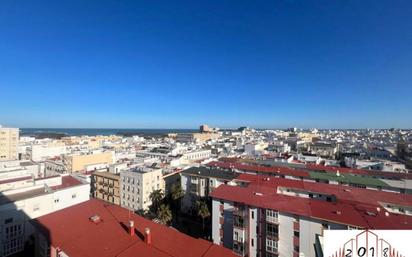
(211, 173), (412, 229)
(308, 171), (389, 187)
(1, 175), (84, 205)
(182, 166), (239, 180)
(209, 161), (410, 189)
(91, 171), (120, 180)
(32, 199), (236, 257)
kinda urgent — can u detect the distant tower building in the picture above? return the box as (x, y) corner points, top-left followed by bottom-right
(200, 124), (210, 133)
(0, 126), (19, 161)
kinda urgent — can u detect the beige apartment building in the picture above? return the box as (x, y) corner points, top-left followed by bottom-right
(63, 151), (114, 173)
(0, 127), (19, 161)
(120, 167), (164, 211)
(91, 171), (120, 205)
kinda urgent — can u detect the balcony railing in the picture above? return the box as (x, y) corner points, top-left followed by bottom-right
(266, 232), (279, 240)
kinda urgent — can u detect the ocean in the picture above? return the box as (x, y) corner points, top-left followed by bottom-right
(20, 128), (198, 138)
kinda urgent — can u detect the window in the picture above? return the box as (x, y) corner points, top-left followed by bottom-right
(234, 231), (239, 241)
(266, 209), (278, 223)
(266, 238), (278, 253)
(4, 218), (13, 224)
(54, 198), (60, 203)
(233, 215), (244, 227)
(251, 238), (254, 247)
(266, 223), (278, 237)
(294, 231), (300, 237)
(251, 211), (255, 219)
(233, 241), (244, 254)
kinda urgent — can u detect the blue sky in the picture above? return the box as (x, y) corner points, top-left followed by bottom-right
(1, 0), (411, 129)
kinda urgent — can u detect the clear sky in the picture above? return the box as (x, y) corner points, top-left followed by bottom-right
(1, 0), (411, 129)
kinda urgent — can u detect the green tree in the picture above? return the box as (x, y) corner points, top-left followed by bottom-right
(157, 204), (173, 225)
(196, 200), (210, 231)
(171, 183), (184, 201)
(149, 189), (164, 213)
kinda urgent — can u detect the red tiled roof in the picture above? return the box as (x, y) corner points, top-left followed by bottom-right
(33, 199), (236, 257)
(306, 164), (412, 179)
(50, 176), (82, 190)
(211, 174), (412, 229)
(207, 161), (310, 178)
(210, 160), (412, 181)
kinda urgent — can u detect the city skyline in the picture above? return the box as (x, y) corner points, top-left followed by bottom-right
(1, 0), (412, 129)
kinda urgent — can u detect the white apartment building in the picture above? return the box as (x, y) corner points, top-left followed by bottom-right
(210, 174), (412, 257)
(28, 144), (67, 162)
(0, 127), (19, 161)
(44, 158), (66, 176)
(120, 167), (164, 211)
(0, 160), (41, 181)
(244, 142), (268, 156)
(0, 174), (90, 257)
(182, 149), (212, 162)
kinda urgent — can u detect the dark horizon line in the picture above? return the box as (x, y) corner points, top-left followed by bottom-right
(18, 127), (412, 130)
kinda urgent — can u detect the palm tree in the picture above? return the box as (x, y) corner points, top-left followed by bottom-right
(196, 201), (210, 231)
(149, 189), (164, 213)
(157, 204), (172, 225)
(170, 184), (185, 216)
(171, 184), (184, 201)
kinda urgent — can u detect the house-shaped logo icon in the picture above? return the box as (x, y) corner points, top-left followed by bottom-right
(329, 230), (405, 257)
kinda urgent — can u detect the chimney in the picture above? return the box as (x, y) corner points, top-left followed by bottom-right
(129, 220), (135, 237)
(144, 227), (151, 244)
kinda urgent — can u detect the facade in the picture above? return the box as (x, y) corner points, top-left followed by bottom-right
(309, 143), (338, 158)
(182, 149), (212, 162)
(244, 142), (268, 156)
(0, 127), (19, 161)
(91, 171), (120, 205)
(28, 144), (67, 162)
(176, 133), (220, 143)
(120, 167), (164, 211)
(210, 173), (412, 257)
(162, 170), (181, 196)
(44, 158), (66, 176)
(31, 198), (236, 257)
(180, 166), (238, 212)
(63, 151), (114, 173)
(0, 175), (90, 257)
(200, 124), (211, 133)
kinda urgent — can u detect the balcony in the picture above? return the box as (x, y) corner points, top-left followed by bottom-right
(233, 242), (246, 256)
(233, 207), (247, 216)
(266, 232), (279, 240)
(266, 216), (279, 224)
(293, 236), (299, 246)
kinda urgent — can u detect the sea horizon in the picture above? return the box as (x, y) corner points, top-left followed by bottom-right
(19, 128), (199, 137)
